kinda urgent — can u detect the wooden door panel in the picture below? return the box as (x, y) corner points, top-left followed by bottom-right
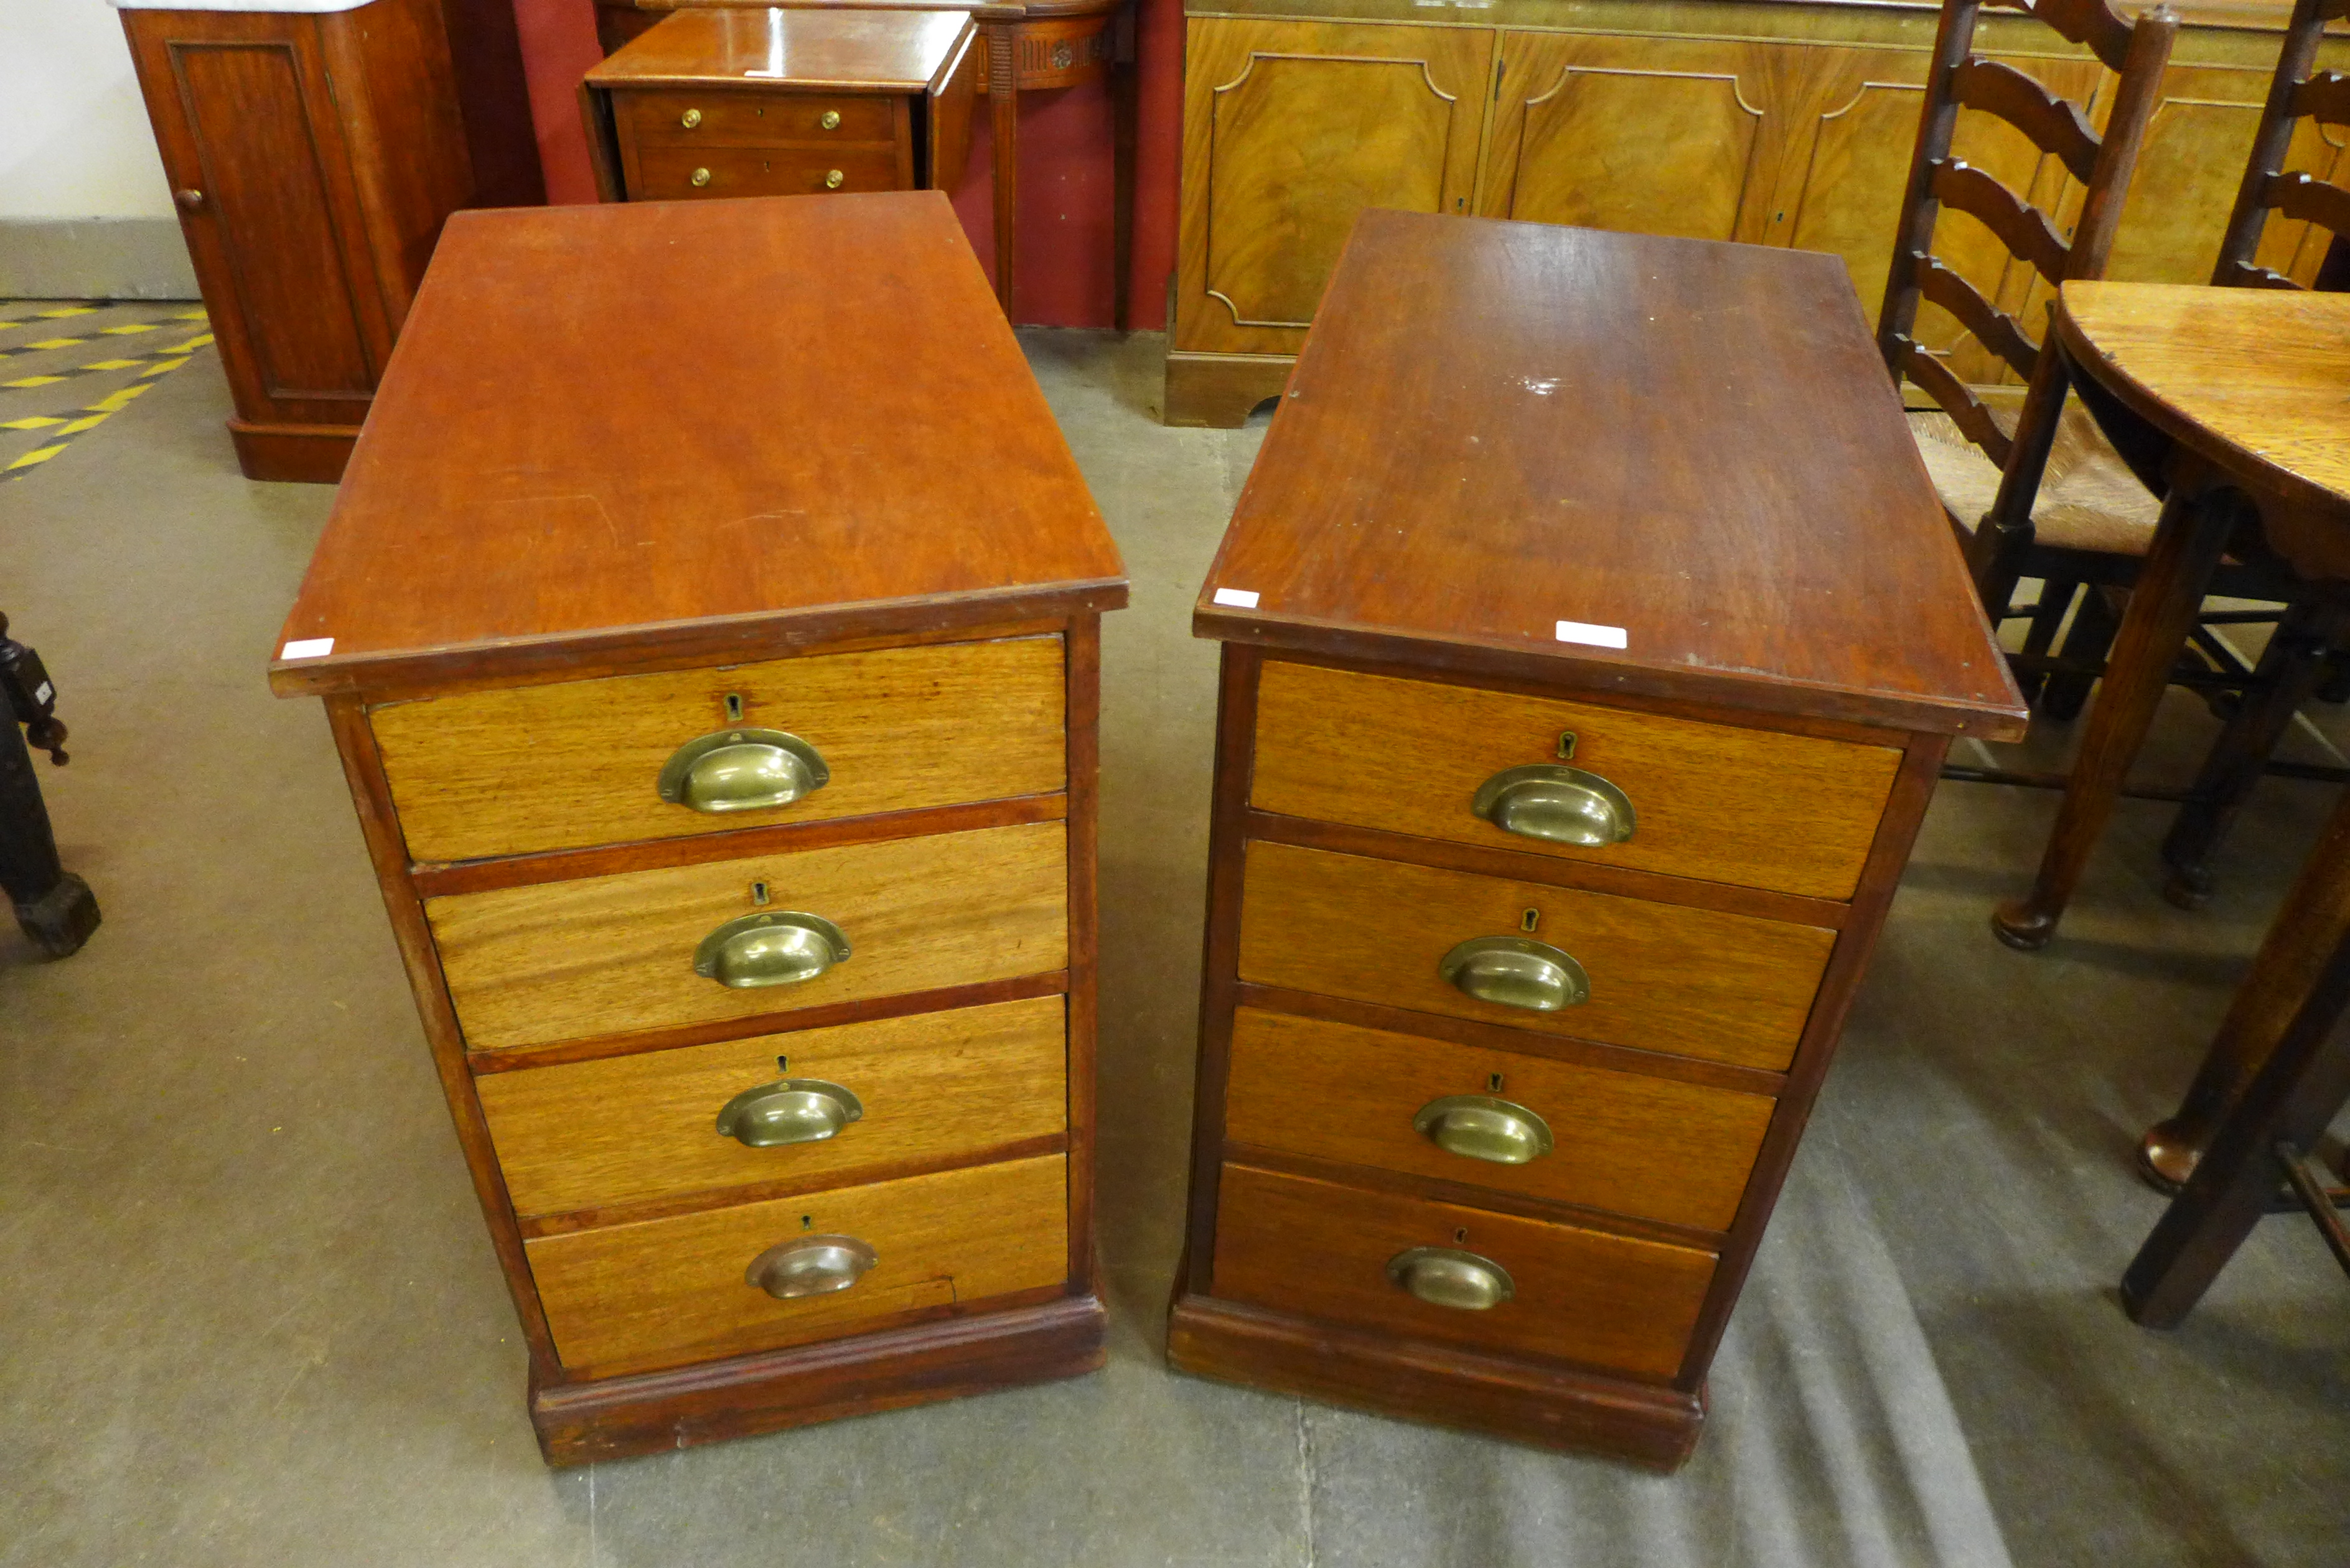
(1482, 34), (1784, 244)
(1174, 19), (1492, 356)
(166, 36), (380, 414)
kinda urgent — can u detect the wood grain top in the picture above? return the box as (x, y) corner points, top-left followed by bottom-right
(2056, 282), (2350, 528)
(1195, 212), (2026, 738)
(587, 7), (973, 92)
(271, 195), (1123, 698)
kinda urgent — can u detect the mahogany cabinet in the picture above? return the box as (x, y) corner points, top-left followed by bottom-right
(1165, 0), (2350, 426)
(269, 193), (1125, 1462)
(116, 0), (475, 482)
(1167, 212), (2026, 1466)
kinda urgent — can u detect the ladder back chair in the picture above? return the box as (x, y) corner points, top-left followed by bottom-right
(2214, 0), (2350, 292)
(1878, 0), (2205, 715)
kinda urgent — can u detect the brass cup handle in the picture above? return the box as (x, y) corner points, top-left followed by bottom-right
(690, 166), (711, 187)
(680, 107), (703, 128)
(1439, 935), (1589, 1012)
(820, 109), (841, 129)
(746, 1234), (877, 1299)
(1413, 1094), (1555, 1165)
(1387, 1246), (1515, 1311)
(824, 169), (845, 189)
(1471, 763), (1637, 848)
(694, 911), (851, 988)
(716, 1078), (864, 1147)
(658, 727), (830, 813)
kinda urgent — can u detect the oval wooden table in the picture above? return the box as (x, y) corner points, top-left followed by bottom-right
(1990, 280), (2350, 1186)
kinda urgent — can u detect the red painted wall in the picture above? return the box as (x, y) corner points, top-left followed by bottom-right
(507, 0), (1182, 329)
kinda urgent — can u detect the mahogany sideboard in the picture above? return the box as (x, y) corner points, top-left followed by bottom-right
(1165, 0), (2350, 426)
(116, 0), (476, 482)
(581, 8), (982, 203)
(269, 192), (1126, 1463)
(1168, 212), (2027, 1466)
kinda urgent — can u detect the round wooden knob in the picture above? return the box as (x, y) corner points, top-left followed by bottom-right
(174, 189), (205, 212)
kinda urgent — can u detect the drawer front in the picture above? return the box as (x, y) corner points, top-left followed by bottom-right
(372, 636), (1065, 863)
(632, 144), (907, 200)
(527, 1154), (1068, 1376)
(478, 994), (1067, 1217)
(1250, 661), (1902, 901)
(1212, 1163), (1714, 1379)
(619, 90), (898, 146)
(429, 821), (1067, 1052)
(1222, 1007), (1773, 1232)
(1237, 842), (1833, 1071)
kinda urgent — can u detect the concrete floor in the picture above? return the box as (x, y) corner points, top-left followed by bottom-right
(1, 320), (2346, 1567)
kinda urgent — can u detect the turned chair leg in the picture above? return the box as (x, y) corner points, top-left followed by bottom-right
(2040, 583), (2123, 721)
(2014, 577), (2081, 707)
(0, 707), (97, 958)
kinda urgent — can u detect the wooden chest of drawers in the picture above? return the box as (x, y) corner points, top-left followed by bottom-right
(1166, 211), (2026, 1467)
(270, 193), (1124, 1463)
(580, 7), (981, 204)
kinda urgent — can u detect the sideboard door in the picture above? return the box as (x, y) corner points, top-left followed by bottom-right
(1173, 18), (1494, 358)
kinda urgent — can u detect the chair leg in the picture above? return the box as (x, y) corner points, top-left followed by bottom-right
(2014, 577), (2080, 707)
(0, 712), (96, 958)
(2040, 584), (2122, 721)
(2161, 601), (2344, 910)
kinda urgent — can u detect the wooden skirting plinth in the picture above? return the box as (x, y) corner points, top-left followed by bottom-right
(1165, 1292), (1705, 1470)
(1161, 352), (1292, 429)
(531, 1290), (1108, 1465)
(228, 420), (355, 485)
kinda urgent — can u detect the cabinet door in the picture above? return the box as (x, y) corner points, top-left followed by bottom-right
(1478, 33), (1802, 245)
(124, 10), (391, 428)
(1173, 18), (1494, 357)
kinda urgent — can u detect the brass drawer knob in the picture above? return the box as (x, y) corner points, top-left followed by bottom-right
(716, 1078), (864, 1147)
(825, 169), (845, 189)
(1472, 763), (1637, 847)
(680, 107), (703, 128)
(1439, 935), (1589, 1012)
(746, 1234), (877, 1299)
(1413, 1094), (1554, 1165)
(1387, 1246), (1515, 1311)
(690, 166), (711, 187)
(173, 188), (205, 212)
(820, 109), (841, 129)
(658, 727), (830, 813)
(694, 912), (851, 988)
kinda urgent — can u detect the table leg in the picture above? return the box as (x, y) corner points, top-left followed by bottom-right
(1992, 465), (2240, 950)
(988, 22), (1019, 316)
(2122, 797), (2350, 1324)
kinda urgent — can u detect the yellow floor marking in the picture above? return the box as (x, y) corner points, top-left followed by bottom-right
(80, 358), (143, 371)
(100, 324), (161, 335)
(172, 309), (209, 320)
(2, 416), (65, 431)
(5, 444), (65, 470)
(85, 385), (151, 413)
(166, 334), (215, 352)
(54, 414), (110, 436)
(138, 358), (188, 379)
(26, 337), (85, 350)
(3, 375), (66, 388)
(34, 307), (95, 319)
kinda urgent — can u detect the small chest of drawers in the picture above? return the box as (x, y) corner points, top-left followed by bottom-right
(271, 194), (1123, 1464)
(1168, 212), (2026, 1468)
(581, 7), (981, 203)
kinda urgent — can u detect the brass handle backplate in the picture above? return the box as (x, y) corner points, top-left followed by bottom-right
(174, 188), (205, 211)
(1472, 763), (1637, 848)
(820, 109), (841, 129)
(680, 107), (703, 128)
(824, 169), (845, 189)
(690, 166), (711, 187)
(746, 1234), (877, 1299)
(658, 727), (830, 813)
(1413, 1094), (1555, 1165)
(1439, 935), (1589, 1012)
(1387, 1246), (1515, 1311)
(716, 1078), (864, 1147)
(694, 911), (851, 988)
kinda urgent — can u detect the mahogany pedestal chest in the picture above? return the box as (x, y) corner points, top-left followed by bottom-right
(1167, 211), (2026, 1467)
(270, 193), (1125, 1463)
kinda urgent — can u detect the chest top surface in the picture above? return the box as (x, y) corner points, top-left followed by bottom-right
(586, 7), (975, 91)
(1196, 211), (2026, 739)
(271, 194), (1124, 698)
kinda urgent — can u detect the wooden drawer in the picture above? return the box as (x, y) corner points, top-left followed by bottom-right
(1223, 1008), (1773, 1232)
(618, 89), (897, 146)
(632, 144), (907, 200)
(372, 636), (1064, 863)
(479, 994), (1067, 1217)
(1212, 1163), (1714, 1379)
(429, 821), (1067, 1052)
(1250, 661), (1902, 901)
(527, 1154), (1068, 1376)
(1237, 841), (1833, 1071)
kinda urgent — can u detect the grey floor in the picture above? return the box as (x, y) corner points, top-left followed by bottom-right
(2, 320), (2345, 1568)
